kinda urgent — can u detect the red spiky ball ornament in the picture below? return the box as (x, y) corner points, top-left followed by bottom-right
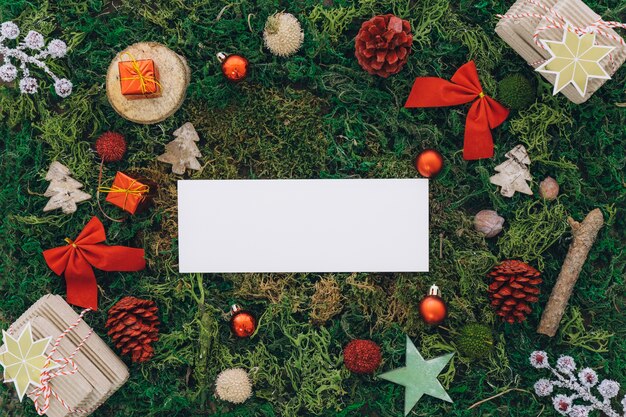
(95, 131), (127, 163)
(343, 339), (382, 374)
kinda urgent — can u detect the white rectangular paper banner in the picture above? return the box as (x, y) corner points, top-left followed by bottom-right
(178, 179), (429, 273)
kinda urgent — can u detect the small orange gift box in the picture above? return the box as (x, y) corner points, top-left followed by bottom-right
(102, 172), (154, 215)
(118, 55), (161, 99)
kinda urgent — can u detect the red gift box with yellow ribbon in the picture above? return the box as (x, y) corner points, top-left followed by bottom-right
(118, 55), (161, 99)
(102, 172), (153, 215)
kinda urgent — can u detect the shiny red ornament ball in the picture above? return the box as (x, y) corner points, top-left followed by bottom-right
(415, 149), (444, 178)
(343, 339), (382, 374)
(419, 285), (447, 325)
(95, 131), (127, 163)
(218, 52), (249, 82)
(229, 305), (256, 338)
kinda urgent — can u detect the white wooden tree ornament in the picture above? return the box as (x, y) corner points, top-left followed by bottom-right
(43, 161), (91, 214)
(157, 122), (203, 175)
(489, 145), (533, 197)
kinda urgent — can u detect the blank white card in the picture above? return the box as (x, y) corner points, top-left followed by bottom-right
(178, 179), (429, 273)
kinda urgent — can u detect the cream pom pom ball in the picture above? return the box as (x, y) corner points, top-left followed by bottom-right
(215, 368), (253, 404)
(263, 12), (304, 57)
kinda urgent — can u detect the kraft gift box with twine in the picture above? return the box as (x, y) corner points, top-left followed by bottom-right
(0, 295), (128, 417)
(495, 0), (626, 103)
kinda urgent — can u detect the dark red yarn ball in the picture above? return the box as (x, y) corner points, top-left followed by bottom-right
(343, 339), (382, 374)
(95, 131), (127, 162)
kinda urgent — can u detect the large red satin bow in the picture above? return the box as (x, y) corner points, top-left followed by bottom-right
(42, 217), (145, 310)
(404, 61), (509, 160)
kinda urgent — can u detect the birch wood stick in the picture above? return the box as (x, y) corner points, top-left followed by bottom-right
(537, 208), (604, 336)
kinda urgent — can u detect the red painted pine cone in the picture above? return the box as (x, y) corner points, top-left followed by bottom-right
(106, 296), (160, 363)
(354, 14), (413, 78)
(343, 339), (382, 374)
(487, 260), (542, 324)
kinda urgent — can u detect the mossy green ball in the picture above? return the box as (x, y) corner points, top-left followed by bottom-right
(497, 74), (536, 110)
(456, 323), (494, 360)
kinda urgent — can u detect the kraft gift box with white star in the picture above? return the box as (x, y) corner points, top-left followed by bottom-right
(0, 295), (128, 417)
(495, 0), (626, 104)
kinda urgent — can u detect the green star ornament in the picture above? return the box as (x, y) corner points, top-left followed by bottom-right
(378, 336), (454, 416)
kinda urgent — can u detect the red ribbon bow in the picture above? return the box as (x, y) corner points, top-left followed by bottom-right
(42, 217), (145, 310)
(404, 61), (509, 160)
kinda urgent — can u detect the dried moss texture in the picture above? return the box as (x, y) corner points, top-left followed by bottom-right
(0, 0), (625, 416)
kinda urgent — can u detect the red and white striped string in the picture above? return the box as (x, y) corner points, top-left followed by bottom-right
(496, 0), (626, 69)
(29, 308), (93, 415)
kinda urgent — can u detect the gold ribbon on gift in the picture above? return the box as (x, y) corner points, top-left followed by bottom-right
(64, 238), (77, 248)
(98, 180), (150, 211)
(119, 52), (162, 94)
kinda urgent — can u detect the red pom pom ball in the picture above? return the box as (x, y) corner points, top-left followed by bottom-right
(343, 339), (382, 374)
(95, 131), (127, 163)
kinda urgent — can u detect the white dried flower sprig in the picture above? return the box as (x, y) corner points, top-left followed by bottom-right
(0, 21), (72, 97)
(530, 351), (625, 417)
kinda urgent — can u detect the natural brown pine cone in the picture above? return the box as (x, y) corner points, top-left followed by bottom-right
(487, 260), (542, 324)
(106, 296), (160, 363)
(354, 14), (413, 78)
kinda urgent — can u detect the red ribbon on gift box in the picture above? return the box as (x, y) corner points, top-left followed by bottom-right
(42, 217), (145, 310)
(404, 61), (509, 160)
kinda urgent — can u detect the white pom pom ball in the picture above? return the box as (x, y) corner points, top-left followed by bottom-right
(215, 368), (252, 404)
(263, 12), (304, 57)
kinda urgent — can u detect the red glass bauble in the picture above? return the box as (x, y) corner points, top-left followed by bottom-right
(218, 52), (249, 82)
(229, 305), (256, 338)
(418, 285), (447, 325)
(415, 149), (444, 178)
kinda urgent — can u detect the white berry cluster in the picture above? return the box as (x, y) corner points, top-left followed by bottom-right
(530, 351), (626, 417)
(0, 21), (72, 97)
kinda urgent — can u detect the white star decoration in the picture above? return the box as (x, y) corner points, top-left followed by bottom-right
(536, 25), (614, 97)
(0, 323), (57, 401)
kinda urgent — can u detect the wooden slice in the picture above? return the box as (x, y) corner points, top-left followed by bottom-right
(106, 42), (191, 124)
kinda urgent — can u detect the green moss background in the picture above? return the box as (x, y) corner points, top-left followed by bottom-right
(0, 0), (624, 416)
